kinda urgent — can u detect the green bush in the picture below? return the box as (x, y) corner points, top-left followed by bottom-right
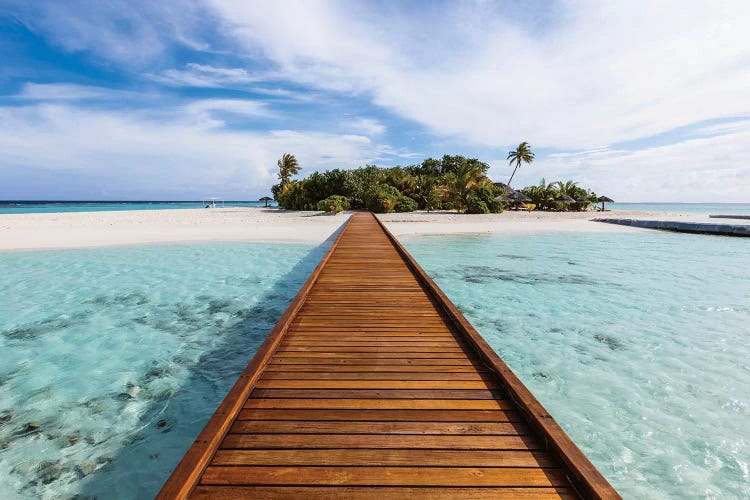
(317, 195), (350, 214)
(466, 193), (490, 214)
(276, 181), (314, 210)
(363, 184), (402, 213)
(395, 195), (418, 212)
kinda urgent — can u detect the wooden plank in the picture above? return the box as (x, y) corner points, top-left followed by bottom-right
(235, 409), (522, 422)
(229, 420), (528, 435)
(211, 448), (553, 467)
(249, 389), (504, 399)
(263, 364), (486, 372)
(200, 466), (570, 487)
(191, 486), (577, 499)
(244, 399), (513, 410)
(260, 372), (494, 381)
(269, 358), (478, 365)
(255, 380), (501, 389)
(220, 434), (541, 450)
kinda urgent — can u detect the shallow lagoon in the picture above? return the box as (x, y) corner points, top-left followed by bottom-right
(403, 231), (750, 498)
(0, 242), (326, 498)
(1, 231), (748, 498)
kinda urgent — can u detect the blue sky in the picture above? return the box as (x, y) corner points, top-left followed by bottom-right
(0, 0), (749, 201)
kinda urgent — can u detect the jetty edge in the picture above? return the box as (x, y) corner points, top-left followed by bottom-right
(593, 217), (750, 237)
(158, 212), (619, 499)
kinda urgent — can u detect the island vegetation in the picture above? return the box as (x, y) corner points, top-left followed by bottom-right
(271, 145), (600, 214)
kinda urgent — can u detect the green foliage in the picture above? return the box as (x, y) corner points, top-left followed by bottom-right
(277, 153), (300, 185)
(414, 175), (441, 211)
(466, 193), (489, 214)
(521, 178), (597, 211)
(522, 178), (556, 211)
(443, 159), (490, 213)
(270, 153), (595, 215)
(276, 181), (314, 210)
(317, 195), (350, 214)
(363, 184), (403, 213)
(464, 184), (504, 214)
(395, 194), (418, 212)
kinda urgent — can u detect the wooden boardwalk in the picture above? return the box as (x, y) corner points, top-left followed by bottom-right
(159, 212), (619, 499)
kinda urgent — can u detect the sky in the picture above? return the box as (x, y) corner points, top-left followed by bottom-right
(0, 0), (749, 202)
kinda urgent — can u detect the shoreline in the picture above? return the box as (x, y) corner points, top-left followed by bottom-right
(0, 207), (719, 252)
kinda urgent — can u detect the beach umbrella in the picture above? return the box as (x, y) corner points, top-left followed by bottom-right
(508, 191), (531, 202)
(494, 195), (513, 203)
(493, 182), (515, 194)
(597, 195), (614, 211)
(259, 196), (273, 207)
(556, 194), (576, 203)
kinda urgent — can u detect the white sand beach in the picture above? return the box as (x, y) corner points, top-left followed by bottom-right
(0, 207), (716, 252)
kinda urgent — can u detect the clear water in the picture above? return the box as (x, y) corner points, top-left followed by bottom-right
(610, 203), (750, 216)
(404, 232), (750, 498)
(1, 232), (748, 499)
(0, 242), (325, 499)
(0, 201), (276, 215)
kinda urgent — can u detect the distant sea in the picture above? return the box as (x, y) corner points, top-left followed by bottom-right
(0, 200), (276, 215)
(610, 202), (750, 215)
(0, 200), (747, 215)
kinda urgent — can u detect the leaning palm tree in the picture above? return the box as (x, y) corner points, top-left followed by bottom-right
(506, 142), (535, 186)
(277, 153), (300, 185)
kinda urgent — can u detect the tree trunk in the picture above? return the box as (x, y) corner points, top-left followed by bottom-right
(508, 164), (520, 186)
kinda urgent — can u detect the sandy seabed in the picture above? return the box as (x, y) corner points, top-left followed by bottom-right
(0, 207), (713, 251)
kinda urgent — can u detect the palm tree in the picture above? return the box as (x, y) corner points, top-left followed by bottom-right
(522, 178), (555, 211)
(277, 153), (300, 185)
(443, 160), (487, 212)
(506, 142), (534, 186)
(554, 180), (579, 197)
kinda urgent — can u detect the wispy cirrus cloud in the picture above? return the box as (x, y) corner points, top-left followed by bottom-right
(147, 63), (269, 88)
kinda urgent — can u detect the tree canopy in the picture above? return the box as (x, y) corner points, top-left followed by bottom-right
(270, 153), (596, 214)
(507, 142), (535, 186)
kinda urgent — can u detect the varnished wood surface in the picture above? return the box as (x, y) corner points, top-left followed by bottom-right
(158, 212), (619, 499)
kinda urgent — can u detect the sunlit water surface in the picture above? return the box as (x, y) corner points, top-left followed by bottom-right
(1, 231), (748, 498)
(0, 242), (325, 499)
(402, 231), (749, 498)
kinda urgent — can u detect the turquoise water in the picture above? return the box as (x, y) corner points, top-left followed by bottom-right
(0, 242), (325, 498)
(1, 232), (748, 498)
(404, 232), (750, 498)
(0, 201), (276, 214)
(611, 203), (750, 215)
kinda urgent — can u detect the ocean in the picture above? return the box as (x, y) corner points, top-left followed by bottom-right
(609, 202), (750, 215)
(0, 231), (748, 497)
(0, 242), (326, 498)
(0, 200), (748, 216)
(0, 201), (276, 215)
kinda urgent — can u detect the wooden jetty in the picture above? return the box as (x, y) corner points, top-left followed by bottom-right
(159, 212), (619, 499)
(593, 217), (750, 237)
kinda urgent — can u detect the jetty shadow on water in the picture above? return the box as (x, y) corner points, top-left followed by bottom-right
(76, 225), (345, 499)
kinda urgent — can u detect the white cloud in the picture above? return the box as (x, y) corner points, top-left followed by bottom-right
(507, 132), (750, 203)
(207, 1), (750, 150)
(7, 0), (215, 65)
(181, 98), (275, 128)
(350, 118), (385, 136)
(14, 83), (135, 101)
(0, 103), (389, 198)
(148, 63), (267, 87)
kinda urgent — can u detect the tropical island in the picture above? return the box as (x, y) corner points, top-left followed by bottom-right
(270, 143), (605, 214)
